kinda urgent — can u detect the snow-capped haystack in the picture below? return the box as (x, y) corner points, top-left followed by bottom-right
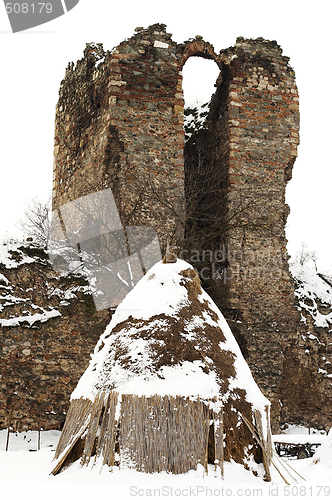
(51, 258), (272, 479)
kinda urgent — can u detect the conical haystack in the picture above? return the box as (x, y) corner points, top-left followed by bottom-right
(51, 258), (272, 479)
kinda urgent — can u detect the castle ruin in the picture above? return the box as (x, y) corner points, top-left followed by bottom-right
(2, 24), (330, 433)
(52, 24), (300, 427)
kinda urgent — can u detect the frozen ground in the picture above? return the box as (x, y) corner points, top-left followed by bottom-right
(0, 430), (331, 499)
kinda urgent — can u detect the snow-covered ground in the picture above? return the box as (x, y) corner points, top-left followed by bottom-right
(1, 248), (332, 498)
(0, 430), (332, 499)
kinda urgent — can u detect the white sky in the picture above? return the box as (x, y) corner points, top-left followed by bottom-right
(0, 0), (331, 273)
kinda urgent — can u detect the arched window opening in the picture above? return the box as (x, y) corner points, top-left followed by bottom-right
(182, 57), (220, 141)
(182, 56), (227, 285)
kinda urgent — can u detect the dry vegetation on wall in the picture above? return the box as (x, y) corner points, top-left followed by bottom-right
(51, 393), (271, 480)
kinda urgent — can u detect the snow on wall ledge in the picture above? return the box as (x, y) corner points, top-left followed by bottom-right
(0, 241), (62, 327)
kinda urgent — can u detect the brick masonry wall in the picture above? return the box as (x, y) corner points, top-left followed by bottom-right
(53, 24), (187, 249)
(219, 38), (300, 426)
(183, 37), (331, 431)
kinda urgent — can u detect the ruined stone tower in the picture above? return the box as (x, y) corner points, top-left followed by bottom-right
(52, 24), (302, 429)
(184, 37), (301, 425)
(53, 24), (187, 248)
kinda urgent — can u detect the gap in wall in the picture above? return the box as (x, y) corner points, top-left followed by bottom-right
(182, 57), (220, 140)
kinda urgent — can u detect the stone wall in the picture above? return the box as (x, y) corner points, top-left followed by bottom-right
(53, 24), (187, 249)
(280, 267), (332, 431)
(184, 37), (300, 428)
(0, 244), (109, 431)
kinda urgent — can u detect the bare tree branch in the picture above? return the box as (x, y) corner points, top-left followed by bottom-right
(17, 196), (52, 248)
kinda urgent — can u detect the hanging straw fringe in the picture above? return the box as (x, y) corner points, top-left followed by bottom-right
(81, 392), (105, 466)
(120, 395), (210, 474)
(95, 391), (118, 468)
(52, 393), (226, 476)
(51, 397), (93, 475)
(54, 397), (92, 460)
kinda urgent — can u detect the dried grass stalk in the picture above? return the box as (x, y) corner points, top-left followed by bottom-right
(254, 408), (272, 481)
(81, 392), (105, 466)
(242, 412), (271, 482)
(51, 397), (93, 475)
(95, 391), (118, 467)
(264, 405), (273, 462)
(213, 406), (224, 477)
(54, 397), (92, 460)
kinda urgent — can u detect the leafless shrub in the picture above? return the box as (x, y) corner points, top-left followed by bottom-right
(18, 196), (52, 248)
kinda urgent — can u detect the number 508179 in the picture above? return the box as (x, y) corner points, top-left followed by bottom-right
(5, 3), (53, 14)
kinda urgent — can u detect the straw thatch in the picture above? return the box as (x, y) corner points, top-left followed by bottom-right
(51, 258), (273, 479)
